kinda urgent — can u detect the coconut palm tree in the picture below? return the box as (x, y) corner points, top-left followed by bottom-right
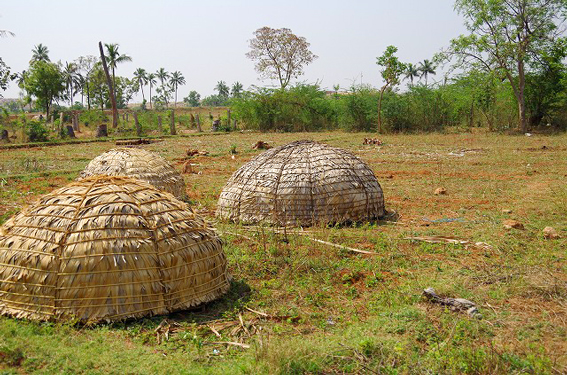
(170, 71), (185, 107)
(15, 70), (26, 91)
(215, 80), (229, 98)
(418, 59), (436, 86)
(104, 43), (132, 92)
(75, 74), (86, 107)
(133, 68), (147, 103)
(156, 68), (169, 88)
(156, 68), (170, 107)
(31, 44), (50, 63)
(15, 70), (32, 110)
(231, 81), (243, 97)
(147, 73), (157, 109)
(404, 63), (420, 85)
(63, 61), (79, 105)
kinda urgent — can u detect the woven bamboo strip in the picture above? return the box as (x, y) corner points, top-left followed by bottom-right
(78, 147), (187, 200)
(217, 140), (385, 226)
(0, 176), (229, 323)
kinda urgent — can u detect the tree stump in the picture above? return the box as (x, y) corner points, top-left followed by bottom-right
(96, 124), (108, 138)
(158, 115), (163, 133)
(212, 119), (220, 131)
(0, 129), (10, 143)
(72, 112), (79, 132)
(133, 112), (141, 136)
(196, 114), (202, 132)
(170, 110), (176, 135)
(66, 125), (76, 138)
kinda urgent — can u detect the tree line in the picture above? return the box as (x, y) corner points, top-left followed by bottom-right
(0, 42), (244, 118)
(2, 0), (567, 133)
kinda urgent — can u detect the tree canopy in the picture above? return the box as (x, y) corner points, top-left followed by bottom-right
(444, 0), (567, 132)
(376, 45), (406, 132)
(24, 60), (66, 118)
(246, 27), (317, 89)
(0, 58), (14, 96)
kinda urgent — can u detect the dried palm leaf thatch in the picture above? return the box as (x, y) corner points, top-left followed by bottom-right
(78, 147), (187, 200)
(217, 140), (385, 226)
(0, 176), (230, 322)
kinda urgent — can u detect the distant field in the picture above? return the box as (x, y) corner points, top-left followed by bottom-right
(0, 130), (566, 374)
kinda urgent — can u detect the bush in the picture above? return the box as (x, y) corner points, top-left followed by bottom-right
(26, 120), (50, 142)
(338, 85), (378, 131)
(79, 110), (107, 127)
(232, 84), (337, 132)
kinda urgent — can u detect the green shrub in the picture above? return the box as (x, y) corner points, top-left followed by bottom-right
(232, 84), (337, 132)
(338, 85), (379, 131)
(26, 120), (49, 142)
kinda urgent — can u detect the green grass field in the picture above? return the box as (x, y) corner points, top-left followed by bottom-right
(0, 130), (566, 374)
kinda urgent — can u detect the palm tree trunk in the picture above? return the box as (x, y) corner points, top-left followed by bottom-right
(99, 42), (119, 128)
(86, 80), (91, 110)
(149, 84), (153, 109)
(140, 81), (145, 102)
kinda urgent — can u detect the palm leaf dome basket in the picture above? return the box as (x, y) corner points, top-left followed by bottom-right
(78, 147), (187, 200)
(217, 140), (385, 226)
(0, 176), (230, 322)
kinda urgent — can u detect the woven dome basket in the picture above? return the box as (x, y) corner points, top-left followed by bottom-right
(78, 147), (187, 200)
(217, 140), (385, 226)
(0, 176), (230, 322)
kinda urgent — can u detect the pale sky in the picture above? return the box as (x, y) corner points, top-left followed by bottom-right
(1, 0), (467, 101)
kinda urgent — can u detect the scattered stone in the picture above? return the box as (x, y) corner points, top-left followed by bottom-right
(434, 187), (447, 195)
(543, 226), (560, 239)
(503, 219), (524, 230)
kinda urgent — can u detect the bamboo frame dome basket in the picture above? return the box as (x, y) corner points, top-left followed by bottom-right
(0, 176), (230, 322)
(217, 140), (385, 226)
(78, 148), (187, 200)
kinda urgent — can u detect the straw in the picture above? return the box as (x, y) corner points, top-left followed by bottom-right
(216, 140), (385, 226)
(0, 176), (230, 322)
(78, 147), (187, 200)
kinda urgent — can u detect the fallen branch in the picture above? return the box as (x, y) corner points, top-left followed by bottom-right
(208, 325), (222, 338)
(226, 226), (379, 255)
(405, 235), (493, 250)
(423, 288), (482, 318)
(245, 307), (269, 317)
(305, 236), (380, 255)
